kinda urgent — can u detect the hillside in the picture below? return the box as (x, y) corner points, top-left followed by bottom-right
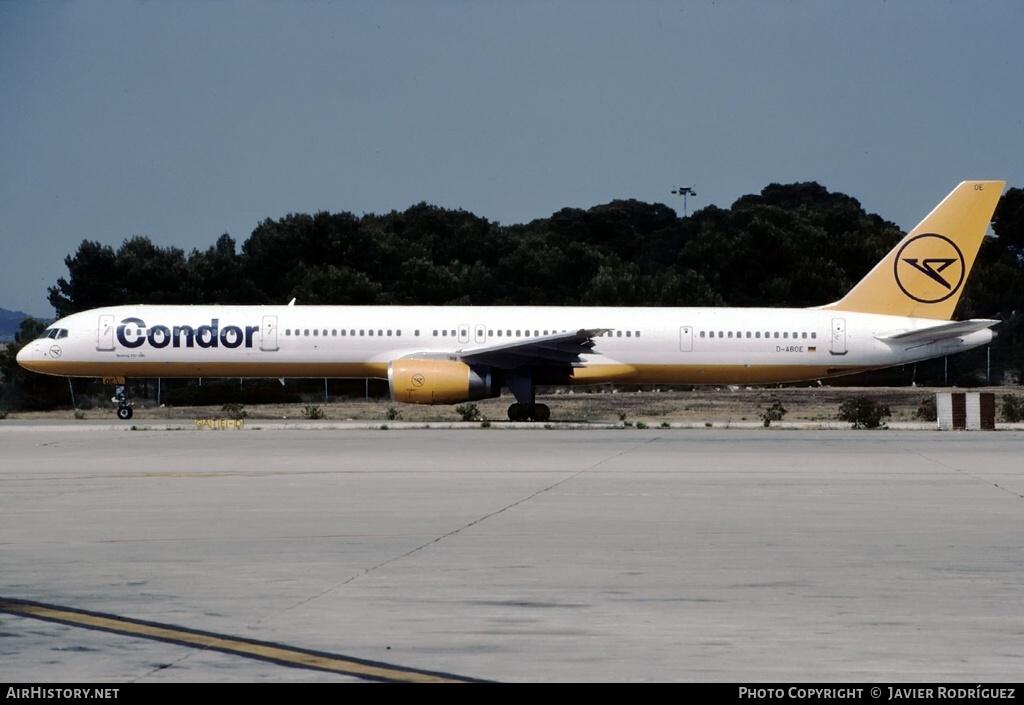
(0, 307), (42, 342)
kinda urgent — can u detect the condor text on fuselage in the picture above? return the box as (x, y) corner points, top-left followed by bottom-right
(115, 318), (260, 350)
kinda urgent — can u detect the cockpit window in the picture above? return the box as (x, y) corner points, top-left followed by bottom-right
(37, 328), (68, 340)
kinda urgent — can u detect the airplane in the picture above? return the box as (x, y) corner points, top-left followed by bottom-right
(17, 180), (1005, 421)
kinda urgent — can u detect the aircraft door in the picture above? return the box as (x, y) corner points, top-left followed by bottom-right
(474, 324), (486, 343)
(830, 318), (847, 355)
(97, 314), (115, 351)
(261, 315), (279, 352)
(679, 326), (693, 352)
(458, 324), (470, 344)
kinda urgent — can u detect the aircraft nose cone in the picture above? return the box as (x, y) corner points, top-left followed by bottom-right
(16, 342), (44, 371)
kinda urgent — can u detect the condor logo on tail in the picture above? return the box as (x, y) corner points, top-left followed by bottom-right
(893, 233), (965, 304)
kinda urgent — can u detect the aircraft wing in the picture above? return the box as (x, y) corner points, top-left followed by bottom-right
(454, 328), (610, 369)
(874, 319), (999, 345)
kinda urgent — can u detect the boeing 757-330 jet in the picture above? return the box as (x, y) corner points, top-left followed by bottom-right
(17, 181), (1005, 421)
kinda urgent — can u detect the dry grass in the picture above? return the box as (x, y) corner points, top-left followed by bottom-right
(8, 386), (1020, 424)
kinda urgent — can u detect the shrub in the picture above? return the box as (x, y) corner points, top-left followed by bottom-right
(302, 404), (324, 420)
(759, 399), (787, 427)
(385, 405), (403, 421)
(1000, 394), (1024, 422)
(915, 397), (937, 422)
(837, 397), (891, 429)
(455, 403), (481, 421)
(221, 403), (247, 420)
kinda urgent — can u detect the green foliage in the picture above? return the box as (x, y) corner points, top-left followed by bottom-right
(44, 182), (917, 316)
(759, 399), (788, 427)
(915, 397), (937, 422)
(302, 404), (324, 420)
(455, 403), (481, 422)
(385, 406), (403, 421)
(0, 317), (70, 411)
(837, 397), (891, 429)
(221, 403), (247, 420)
(1000, 394), (1024, 422)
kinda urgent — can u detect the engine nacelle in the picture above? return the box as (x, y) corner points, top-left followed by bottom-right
(388, 359), (497, 405)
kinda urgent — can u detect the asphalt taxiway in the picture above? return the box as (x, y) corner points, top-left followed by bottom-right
(1, 424), (1021, 682)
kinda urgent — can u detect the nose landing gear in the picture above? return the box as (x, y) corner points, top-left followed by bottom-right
(111, 383), (133, 420)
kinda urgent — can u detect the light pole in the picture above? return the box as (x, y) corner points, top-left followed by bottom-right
(671, 186), (696, 217)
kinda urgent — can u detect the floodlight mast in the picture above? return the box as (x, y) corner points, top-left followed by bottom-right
(671, 185), (696, 217)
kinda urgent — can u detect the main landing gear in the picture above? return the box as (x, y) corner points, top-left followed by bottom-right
(507, 403), (550, 422)
(112, 384), (133, 420)
(504, 370), (550, 421)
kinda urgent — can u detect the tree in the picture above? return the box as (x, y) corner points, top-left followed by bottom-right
(0, 317), (68, 411)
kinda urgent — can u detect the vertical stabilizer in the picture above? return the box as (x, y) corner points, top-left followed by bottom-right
(824, 181), (1004, 319)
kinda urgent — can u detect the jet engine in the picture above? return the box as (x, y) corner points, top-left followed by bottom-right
(388, 359), (498, 405)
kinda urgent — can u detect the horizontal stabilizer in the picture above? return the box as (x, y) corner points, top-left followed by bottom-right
(874, 319), (998, 345)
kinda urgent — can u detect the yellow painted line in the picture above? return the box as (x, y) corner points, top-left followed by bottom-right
(0, 598), (481, 683)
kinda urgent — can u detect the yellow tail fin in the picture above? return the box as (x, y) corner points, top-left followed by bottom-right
(824, 181), (1005, 319)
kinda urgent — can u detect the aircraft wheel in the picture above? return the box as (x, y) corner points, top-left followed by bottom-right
(534, 404), (550, 422)
(117, 406), (133, 420)
(507, 403), (522, 421)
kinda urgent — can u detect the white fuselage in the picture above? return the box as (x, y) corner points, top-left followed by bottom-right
(17, 304), (992, 386)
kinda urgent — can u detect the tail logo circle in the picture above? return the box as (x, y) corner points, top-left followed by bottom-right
(893, 233), (965, 304)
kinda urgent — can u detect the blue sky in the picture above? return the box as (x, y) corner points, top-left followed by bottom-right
(2, 1), (1022, 316)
